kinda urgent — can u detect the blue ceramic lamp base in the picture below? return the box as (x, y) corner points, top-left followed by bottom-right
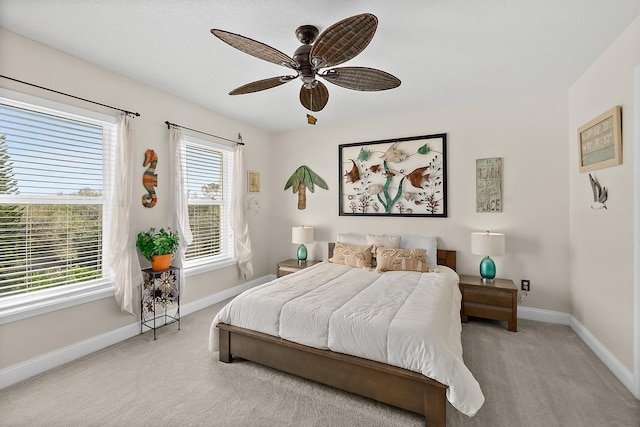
(297, 244), (308, 264)
(479, 256), (496, 282)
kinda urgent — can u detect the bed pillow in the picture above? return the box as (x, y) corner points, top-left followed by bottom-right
(375, 247), (429, 273)
(400, 235), (438, 269)
(336, 233), (368, 246)
(366, 234), (401, 253)
(329, 242), (373, 268)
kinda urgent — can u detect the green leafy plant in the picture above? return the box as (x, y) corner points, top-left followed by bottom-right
(136, 227), (179, 262)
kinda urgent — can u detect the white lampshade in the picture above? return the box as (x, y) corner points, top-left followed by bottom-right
(292, 226), (314, 244)
(471, 232), (505, 256)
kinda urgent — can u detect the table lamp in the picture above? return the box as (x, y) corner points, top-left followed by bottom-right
(292, 226), (314, 264)
(471, 231), (505, 282)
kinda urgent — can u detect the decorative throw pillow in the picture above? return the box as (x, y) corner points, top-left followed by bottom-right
(400, 235), (438, 269)
(329, 242), (373, 268)
(375, 247), (429, 273)
(336, 233), (368, 246)
(366, 234), (401, 254)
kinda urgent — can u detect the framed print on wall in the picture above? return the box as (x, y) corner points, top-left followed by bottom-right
(476, 157), (503, 213)
(248, 171), (260, 193)
(577, 106), (622, 173)
(338, 134), (447, 217)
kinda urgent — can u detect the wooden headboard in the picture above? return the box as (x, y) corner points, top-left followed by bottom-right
(327, 242), (457, 272)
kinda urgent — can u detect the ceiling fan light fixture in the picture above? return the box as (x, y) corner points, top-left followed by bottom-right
(311, 57), (327, 69)
(303, 80), (318, 89)
(211, 13), (400, 113)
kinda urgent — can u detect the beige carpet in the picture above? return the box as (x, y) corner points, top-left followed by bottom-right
(1, 300), (638, 426)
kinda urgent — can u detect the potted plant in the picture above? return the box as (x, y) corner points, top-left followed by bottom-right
(136, 227), (180, 271)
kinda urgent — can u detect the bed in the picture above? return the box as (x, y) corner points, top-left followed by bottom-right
(209, 236), (484, 426)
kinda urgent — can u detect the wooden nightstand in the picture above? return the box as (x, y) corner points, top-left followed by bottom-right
(277, 259), (321, 278)
(459, 275), (517, 332)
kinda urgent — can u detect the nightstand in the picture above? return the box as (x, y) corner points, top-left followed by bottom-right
(459, 275), (517, 332)
(277, 259), (321, 278)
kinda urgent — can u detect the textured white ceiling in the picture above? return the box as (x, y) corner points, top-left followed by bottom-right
(1, 0), (639, 133)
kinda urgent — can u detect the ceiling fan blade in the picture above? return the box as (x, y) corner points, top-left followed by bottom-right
(310, 13), (378, 69)
(299, 81), (329, 112)
(319, 67), (401, 91)
(211, 29), (297, 68)
(229, 75), (297, 95)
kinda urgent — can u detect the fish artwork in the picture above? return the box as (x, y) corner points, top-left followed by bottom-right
(379, 142), (407, 163)
(407, 166), (430, 188)
(344, 159), (361, 183)
(367, 184), (383, 195)
(142, 149), (158, 208)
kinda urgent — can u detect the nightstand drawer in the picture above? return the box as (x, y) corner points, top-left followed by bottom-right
(462, 287), (513, 307)
(278, 267), (299, 277)
(276, 259), (321, 278)
(463, 302), (514, 321)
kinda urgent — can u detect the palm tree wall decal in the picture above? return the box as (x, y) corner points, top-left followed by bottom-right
(284, 165), (328, 210)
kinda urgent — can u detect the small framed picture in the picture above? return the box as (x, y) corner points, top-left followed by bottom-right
(248, 171), (260, 193)
(577, 106), (622, 173)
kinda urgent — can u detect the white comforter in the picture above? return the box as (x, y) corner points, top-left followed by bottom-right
(208, 262), (484, 416)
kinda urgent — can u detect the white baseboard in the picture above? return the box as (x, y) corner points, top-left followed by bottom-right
(2, 283), (635, 401)
(0, 274), (273, 390)
(0, 321), (140, 389)
(518, 306), (572, 325)
(569, 316), (635, 397)
(519, 306), (636, 399)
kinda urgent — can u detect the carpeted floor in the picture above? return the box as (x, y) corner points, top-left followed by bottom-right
(1, 300), (638, 426)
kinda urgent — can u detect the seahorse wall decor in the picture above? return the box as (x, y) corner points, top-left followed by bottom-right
(142, 149), (158, 208)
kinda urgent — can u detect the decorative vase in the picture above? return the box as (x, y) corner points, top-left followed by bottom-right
(151, 254), (172, 271)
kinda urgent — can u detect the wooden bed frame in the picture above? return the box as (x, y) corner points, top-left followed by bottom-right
(217, 247), (458, 427)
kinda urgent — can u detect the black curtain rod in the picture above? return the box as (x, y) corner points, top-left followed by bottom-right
(0, 75), (140, 117)
(165, 121), (243, 145)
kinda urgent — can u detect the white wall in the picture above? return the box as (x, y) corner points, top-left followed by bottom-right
(269, 90), (571, 313)
(568, 16), (639, 372)
(0, 29), (274, 369)
(1, 15), (638, 392)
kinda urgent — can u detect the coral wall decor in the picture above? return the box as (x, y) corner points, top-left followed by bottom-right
(339, 134), (447, 217)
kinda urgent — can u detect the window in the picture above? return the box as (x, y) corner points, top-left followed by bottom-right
(184, 135), (235, 270)
(0, 91), (116, 321)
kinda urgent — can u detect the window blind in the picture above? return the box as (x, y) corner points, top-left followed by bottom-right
(184, 137), (234, 264)
(0, 101), (115, 298)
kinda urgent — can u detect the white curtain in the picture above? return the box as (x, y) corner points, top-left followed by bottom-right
(232, 143), (253, 279)
(109, 114), (142, 315)
(169, 126), (193, 294)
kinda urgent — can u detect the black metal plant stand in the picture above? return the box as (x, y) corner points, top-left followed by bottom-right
(141, 266), (180, 340)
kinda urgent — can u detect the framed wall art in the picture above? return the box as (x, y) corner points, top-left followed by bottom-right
(476, 157), (503, 213)
(338, 134), (447, 217)
(248, 171), (260, 193)
(577, 106), (622, 173)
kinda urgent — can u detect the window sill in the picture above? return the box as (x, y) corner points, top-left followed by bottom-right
(0, 280), (114, 325)
(185, 258), (238, 277)
(0, 259), (239, 325)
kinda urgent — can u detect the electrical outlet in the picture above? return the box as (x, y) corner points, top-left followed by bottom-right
(521, 279), (530, 292)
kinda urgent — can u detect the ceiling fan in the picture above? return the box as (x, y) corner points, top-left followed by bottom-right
(210, 13), (401, 112)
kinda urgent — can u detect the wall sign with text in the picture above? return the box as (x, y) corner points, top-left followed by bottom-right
(577, 106), (622, 173)
(476, 157), (503, 213)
